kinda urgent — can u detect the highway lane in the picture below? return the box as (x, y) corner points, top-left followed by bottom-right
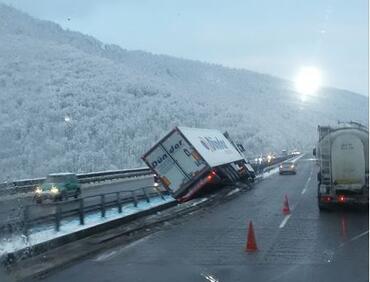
(0, 176), (155, 224)
(43, 154), (368, 282)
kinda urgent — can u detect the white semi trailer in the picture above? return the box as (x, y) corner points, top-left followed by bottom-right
(142, 127), (254, 202)
(314, 122), (369, 210)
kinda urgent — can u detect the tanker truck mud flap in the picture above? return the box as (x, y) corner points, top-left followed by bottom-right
(318, 184), (332, 211)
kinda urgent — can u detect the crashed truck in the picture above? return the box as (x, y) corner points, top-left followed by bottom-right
(314, 122), (369, 210)
(142, 127), (255, 202)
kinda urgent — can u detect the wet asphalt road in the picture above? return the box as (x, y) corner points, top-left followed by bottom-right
(0, 177), (154, 223)
(43, 154), (369, 282)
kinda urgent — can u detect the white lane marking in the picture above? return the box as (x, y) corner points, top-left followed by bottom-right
(349, 230), (369, 242)
(279, 214), (291, 229)
(191, 197), (208, 206)
(93, 235), (151, 262)
(227, 188), (240, 197)
(339, 230), (369, 248)
(201, 273), (219, 282)
(301, 176), (311, 194)
(301, 167), (313, 194)
(291, 154), (304, 163)
(94, 250), (117, 262)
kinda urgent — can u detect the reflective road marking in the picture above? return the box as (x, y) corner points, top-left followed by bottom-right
(279, 214), (292, 229)
(301, 168), (313, 194)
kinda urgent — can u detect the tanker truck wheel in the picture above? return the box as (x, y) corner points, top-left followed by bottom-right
(318, 196), (329, 211)
(317, 187), (330, 212)
(318, 197), (327, 211)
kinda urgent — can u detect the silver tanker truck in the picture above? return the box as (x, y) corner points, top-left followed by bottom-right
(314, 122), (369, 210)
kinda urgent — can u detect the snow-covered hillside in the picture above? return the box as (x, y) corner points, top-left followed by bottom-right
(0, 4), (367, 181)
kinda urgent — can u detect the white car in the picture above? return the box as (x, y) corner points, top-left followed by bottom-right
(279, 161), (297, 175)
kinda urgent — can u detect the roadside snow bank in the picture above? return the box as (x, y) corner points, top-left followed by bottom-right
(0, 195), (174, 256)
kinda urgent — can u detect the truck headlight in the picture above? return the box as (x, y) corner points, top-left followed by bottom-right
(35, 187), (42, 194)
(51, 187), (59, 194)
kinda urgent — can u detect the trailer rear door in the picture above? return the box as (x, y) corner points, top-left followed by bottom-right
(161, 130), (208, 178)
(144, 145), (188, 193)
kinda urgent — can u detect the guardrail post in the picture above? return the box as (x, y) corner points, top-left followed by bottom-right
(79, 198), (85, 225)
(23, 205), (29, 237)
(100, 194), (105, 217)
(55, 205), (61, 232)
(131, 191), (138, 207)
(143, 188), (150, 203)
(155, 187), (165, 200)
(116, 192), (122, 213)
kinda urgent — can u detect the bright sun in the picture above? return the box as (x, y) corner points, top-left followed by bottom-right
(294, 66), (322, 95)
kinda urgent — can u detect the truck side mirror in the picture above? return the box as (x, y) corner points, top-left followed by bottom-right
(313, 148), (316, 156)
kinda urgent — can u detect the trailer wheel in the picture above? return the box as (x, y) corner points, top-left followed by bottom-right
(318, 200), (327, 211)
(317, 193), (330, 211)
(317, 184), (330, 211)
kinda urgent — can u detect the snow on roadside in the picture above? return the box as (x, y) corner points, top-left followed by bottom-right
(0, 195), (174, 256)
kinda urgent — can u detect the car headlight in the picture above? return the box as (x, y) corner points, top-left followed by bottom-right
(35, 187), (42, 194)
(279, 165), (283, 168)
(50, 187), (59, 194)
(291, 165), (295, 168)
(154, 182), (159, 187)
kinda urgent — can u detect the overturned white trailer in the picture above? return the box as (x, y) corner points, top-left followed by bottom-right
(142, 127), (254, 201)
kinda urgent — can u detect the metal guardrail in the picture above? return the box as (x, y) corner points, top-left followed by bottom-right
(1, 154), (303, 241)
(8, 185), (169, 236)
(0, 167), (152, 196)
(0, 156), (295, 197)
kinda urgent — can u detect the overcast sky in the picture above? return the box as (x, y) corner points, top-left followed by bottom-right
(2, 0), (369, 95)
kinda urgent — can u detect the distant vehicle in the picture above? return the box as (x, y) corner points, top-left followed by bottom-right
(153, 174), (160, 188)
(142, 127), (255, 202)
(279, 161), (297, 175)
(314, 122), (369, 210)
(281, 149), (288, 157)
(34, 173), (81, 203)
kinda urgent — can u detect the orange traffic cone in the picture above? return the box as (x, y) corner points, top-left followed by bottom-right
(245, 221), (258, 252)
(282, 194), (291, 215)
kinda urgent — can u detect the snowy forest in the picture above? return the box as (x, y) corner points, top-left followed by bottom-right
(0, 4), (368, 181)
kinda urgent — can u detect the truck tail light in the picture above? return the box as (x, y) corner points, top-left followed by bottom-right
(337, 195), (346, 203)
(321, 196), (332, 203)
(207, 170), (218, 181)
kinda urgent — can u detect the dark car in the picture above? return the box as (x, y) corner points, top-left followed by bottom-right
(34, 173), (81, 203)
